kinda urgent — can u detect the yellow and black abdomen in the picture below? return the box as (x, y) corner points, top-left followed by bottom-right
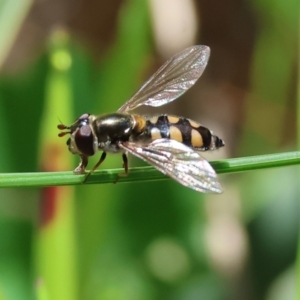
(139, 114), (224, 151)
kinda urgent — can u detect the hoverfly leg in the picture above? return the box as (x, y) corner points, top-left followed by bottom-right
(114, 153), (128, 184)
(83, 152), (107, 183)
(122, 153), (129, 175)
(74, 155), (89, 174)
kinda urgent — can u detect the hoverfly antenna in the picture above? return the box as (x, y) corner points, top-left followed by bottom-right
(57, 124), (68, 130)
(57, 118), (70, 137)
(58, 131), (71, 137)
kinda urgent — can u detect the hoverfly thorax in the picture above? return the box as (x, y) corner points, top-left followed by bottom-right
(93, 113), (135, 143)
(58, 113), (98, 157)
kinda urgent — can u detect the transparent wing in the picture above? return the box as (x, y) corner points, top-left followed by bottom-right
(118, 45), (210, 113)
(119, 139), (222, 193)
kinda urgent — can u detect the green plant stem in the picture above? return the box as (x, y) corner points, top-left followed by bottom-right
(1, 151), (300, 188)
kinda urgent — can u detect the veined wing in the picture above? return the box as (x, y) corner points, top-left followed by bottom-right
(119, 139), (222, 193)
(117, 45), (210, 113)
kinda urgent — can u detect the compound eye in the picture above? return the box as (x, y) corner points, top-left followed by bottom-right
(74, 125), (95, 156)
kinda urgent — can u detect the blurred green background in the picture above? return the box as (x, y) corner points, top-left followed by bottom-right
(0, 0), (298, 299)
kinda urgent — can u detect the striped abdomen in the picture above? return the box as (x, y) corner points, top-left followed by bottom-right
(133, 114), (224, 151)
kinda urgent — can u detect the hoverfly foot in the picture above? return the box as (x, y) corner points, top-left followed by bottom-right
(83, 172), (92, 184)
(74, 166), (86, 175)
(113, 152), (129, 184)
(73, 155), (89, 175)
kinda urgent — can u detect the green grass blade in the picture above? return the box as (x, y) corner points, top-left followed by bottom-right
(213, 151), (300, 173)
(0, 151), (300, 188)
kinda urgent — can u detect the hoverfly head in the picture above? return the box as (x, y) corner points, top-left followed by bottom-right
(58, 113), (95, 156)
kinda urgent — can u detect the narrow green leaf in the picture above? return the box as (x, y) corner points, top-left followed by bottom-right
(0, 151), (299, 188)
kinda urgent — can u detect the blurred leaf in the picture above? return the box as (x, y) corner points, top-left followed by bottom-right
(35, 29), (78, 300)
(0, 219), (33, 300)
(240, 0), (298, 155)
(0, 0), (33, 70)
(0, 55), (49, 172)
(95, 0), (152, 113)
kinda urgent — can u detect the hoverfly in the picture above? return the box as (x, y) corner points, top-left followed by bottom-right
(58, 45), (225, 193)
